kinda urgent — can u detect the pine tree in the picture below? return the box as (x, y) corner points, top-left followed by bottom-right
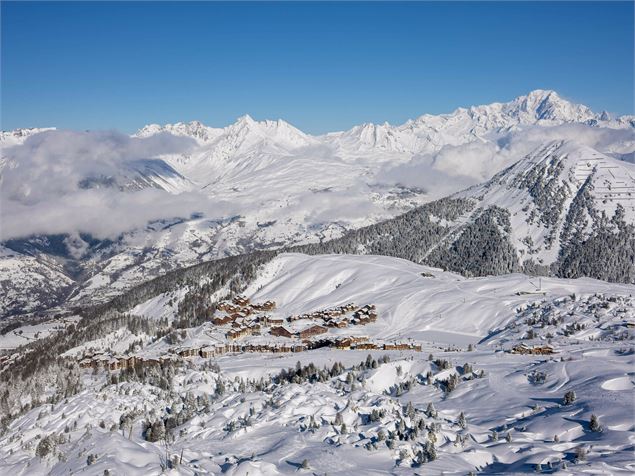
(458, 411), (467, 429)
(589, 414), (601, 432)
(405, 401), (415, 420)
(563, 390), (576, 405)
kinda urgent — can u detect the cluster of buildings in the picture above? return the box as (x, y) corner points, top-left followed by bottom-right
(331, 337), (422, 352)
(212, 297), (379, 343)
(78, 352), (178, 370)
(170, 336), (421, 359)
(212, 296), (278, 341)
(510, 343), (556, 355)
(287, 303), (378, 328)
(75, 296), (421, 372)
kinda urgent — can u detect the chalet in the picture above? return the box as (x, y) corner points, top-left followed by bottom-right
(226, 327), (253, 340)
(218, 302), (242, 313)
(255, 314), (270, 325)
(200, 346), (216, 358)
(79, 358), (93, 369)
(268, 317), (285, 326)
(383, 342), (411, 351)
(511, 344), (555, 355)
(298, 324), (327, 339)
(251, 300), (277, 311)
(159, 355), (179, 365)
(335, 338), (353, 349)
(177, 347), (199, 358)
(212, 315), (232, 325)
(350, 336), (369, 343)
(270, 326), (294, 338)
(232, 319), (245, 328)
(355, 342), (379, 350)
(226, 343), (242, 353)
(233, 295), (250, 307)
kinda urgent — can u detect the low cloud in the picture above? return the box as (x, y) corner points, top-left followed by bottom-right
(1, 124), (632, 242)
(378, 124), (635, 196)
(0, 130), (211, 240)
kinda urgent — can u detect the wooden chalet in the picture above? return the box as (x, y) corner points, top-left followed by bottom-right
(355, 342), (379, 350)
(232, 295), (250, 307)
(270, 326), (294, 338)
(211, 315), (232, 325)
(298, 324), (327, 339)
(250, 300), (277, 311)
(511, 344), (555, 355)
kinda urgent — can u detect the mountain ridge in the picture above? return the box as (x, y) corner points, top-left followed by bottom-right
(1, 90), (634, 318)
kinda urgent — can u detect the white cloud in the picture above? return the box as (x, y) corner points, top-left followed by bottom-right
(0, 130), (214, 240)
(378, 124), (635, 196)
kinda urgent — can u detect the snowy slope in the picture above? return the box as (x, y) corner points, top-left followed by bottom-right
(0, 246), (74, 317)
(456, 140), (635, 266)
(244, 253), (635, 342)
(1, 252), (633, 475)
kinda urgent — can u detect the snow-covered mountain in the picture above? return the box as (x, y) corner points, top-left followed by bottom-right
(325, 89), (634, 155)
(135, 120), (223, 144)
(0, 127), (56, 147)
(305, 140), (635, 282)
(456, 140), (635, 270)
(1, 90), (633, 318)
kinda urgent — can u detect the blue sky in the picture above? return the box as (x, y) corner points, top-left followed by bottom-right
(2, 1), (633, 134)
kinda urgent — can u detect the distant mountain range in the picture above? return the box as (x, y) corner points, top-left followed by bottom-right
(1, 90), (634, 318)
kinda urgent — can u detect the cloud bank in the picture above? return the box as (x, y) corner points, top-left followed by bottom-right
(377, 124), (635, 196)
(1, 124), (632, 242)
(0, 130), (218, 240)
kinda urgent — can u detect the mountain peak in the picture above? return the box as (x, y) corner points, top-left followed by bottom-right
(235, 114), (256, 126)
(134, 120), (223, 143)
(508, 89), (594, 122)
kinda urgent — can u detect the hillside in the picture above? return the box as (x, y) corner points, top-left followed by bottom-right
(1, 253), (633, 475)
(300, 141), (635, 282)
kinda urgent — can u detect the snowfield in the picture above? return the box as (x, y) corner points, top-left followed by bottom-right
(0, 253), (633, 475)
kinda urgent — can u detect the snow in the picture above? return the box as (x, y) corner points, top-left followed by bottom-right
(3, 90), (634, 316)
(243, 253), (634, 343)
(0, 252), (634, 475)
(1, 89), (635, 473)
(0, 315), (81, 351)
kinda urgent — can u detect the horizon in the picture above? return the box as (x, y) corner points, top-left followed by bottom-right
(2, 1), (633, 134)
